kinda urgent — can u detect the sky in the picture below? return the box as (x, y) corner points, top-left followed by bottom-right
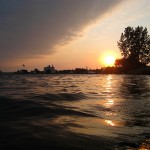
(0, 0), (150, 72)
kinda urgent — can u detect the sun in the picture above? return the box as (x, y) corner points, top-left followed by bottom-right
(104, 56), (115, 66)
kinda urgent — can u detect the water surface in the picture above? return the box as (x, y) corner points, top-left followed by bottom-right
(0, 74), (150, 149)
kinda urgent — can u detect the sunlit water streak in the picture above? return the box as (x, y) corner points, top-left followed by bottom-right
(0, 74), (150, 149)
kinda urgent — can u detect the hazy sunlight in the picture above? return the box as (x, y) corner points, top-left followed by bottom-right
(104, 56), (115, 66)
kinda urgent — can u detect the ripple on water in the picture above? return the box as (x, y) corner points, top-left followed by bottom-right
(0, 74), (150, 149)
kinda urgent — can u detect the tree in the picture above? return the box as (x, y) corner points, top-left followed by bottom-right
(117, 26), (150, 68)
(115, 58), (125, 67)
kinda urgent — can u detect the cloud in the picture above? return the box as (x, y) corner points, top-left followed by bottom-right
(0, 0), (122, 58)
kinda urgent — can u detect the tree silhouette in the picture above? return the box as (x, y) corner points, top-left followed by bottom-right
(115, 58), (125, 67)
(117, 26), (150, 69)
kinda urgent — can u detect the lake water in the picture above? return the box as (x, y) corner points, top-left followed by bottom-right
(0, 74), (150, 149)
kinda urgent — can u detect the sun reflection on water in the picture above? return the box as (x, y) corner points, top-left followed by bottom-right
(105, 120), (115, 126)
(106, 75), (112, 85)
(139, 139), (150, 150)
(105, 75), (112, 93)
(105, 99), (114, 108)
(96, 98), (115, 108)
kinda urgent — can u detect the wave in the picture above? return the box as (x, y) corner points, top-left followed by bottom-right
(0, 74), (150, 149)
(31, 92), (87, 101)
(0, 94), (96, 122)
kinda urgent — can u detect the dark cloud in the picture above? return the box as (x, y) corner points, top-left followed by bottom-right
(0, 0), (122, 58)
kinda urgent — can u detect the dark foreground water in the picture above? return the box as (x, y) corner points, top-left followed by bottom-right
(0, 74), (150, 150)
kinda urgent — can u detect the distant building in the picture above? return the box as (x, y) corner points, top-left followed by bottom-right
(44, 65), (56, 74)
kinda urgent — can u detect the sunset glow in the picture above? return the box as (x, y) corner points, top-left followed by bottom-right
(104, 56), (115, 66)
(0, 0), (150, 72)
(0, 1), (150, 150)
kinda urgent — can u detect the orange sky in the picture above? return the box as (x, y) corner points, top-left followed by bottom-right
(0, 0), (150, 72)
